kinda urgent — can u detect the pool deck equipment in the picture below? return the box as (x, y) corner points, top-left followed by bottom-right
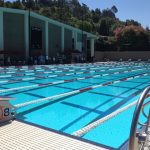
(129, 87), (150, 150)
(0, 96), (16, 124)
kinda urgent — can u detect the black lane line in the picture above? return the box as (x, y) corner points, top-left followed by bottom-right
(4, 70), (149, 97)
(61, 101), (103, 114)
(17, 93), (79, 117)
(3, 68), (149, 101)
(24, 93), (46, 99)
(0, 86), (9, 89)
(108, 84), (141, 90)
(54, 85), (77, 90)
(77, 80), (107, 85)
(89, 91), (125, 99)
(4, 83), (73, 96)
(86, 85), (150, 126)
(59, 78), (150, 132)
(0, 66), (144, 86)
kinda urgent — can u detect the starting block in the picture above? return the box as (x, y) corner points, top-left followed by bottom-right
(0, 96), (16, 124)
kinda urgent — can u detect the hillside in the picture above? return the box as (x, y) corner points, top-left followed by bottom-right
(0, 0), (150, 51)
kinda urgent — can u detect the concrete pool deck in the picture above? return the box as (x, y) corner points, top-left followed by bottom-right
(0, 120), (107, 150)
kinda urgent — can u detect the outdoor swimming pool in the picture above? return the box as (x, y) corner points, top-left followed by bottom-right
(0, 62), (150, 149)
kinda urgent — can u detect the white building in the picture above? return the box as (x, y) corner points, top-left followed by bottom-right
(0, 7), (97, 61)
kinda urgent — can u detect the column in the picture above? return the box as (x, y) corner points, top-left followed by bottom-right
(74, 31), (77, 50)
(45, 21), (48, 56)
(0, 10), (4, 51)
(90, 39), (95, 57)
(24, 13), (29, 60)
(61, 26), (64, 52)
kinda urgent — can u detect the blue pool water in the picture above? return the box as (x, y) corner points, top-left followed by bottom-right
(0, 62), (150, 149)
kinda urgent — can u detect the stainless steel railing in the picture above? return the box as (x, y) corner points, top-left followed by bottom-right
(129, 86), (150, 150)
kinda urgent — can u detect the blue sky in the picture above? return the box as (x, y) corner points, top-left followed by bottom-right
(79, 0), (150, 28)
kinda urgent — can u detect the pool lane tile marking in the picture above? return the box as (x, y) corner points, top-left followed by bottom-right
(0, 64), (123, 78)
(86, 87), (148, 126)
(0, 86), (9, 89)
(0, 67), (147, 93)
(76, 81), (102, 85)
(58, 95), (120, 132)
(0, 64), (137, 76)
(89, 91), (125, 99)
(61, 102), (103, 114)
(59, 90), (140, 132)
(0, 67), (137, 93)
(0, 65), (145, 86)
(59, 78), (150, 132)
(108, 84), (141, 90)
(17, 93), (79, 116)
(14, 71), (149, 109)
(4, 84), (73, 96)
(54, 85), (78, 90)
(0, 66), (147, 88)
(24, 93), (46, 99)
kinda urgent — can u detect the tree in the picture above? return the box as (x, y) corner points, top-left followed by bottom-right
(0, 0), (4, 7)
(146, 26), (150, 32)
(91, 8), (101, 23)
(126, 19), (141, 26)
(111, 5), (118, 14)
(99, 18), (109, 36)
(114, 25), (150, 51)
(102, 9), (115, 18)
(12, 0), (23, 9)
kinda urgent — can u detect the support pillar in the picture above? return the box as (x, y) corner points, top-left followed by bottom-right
(24, 13), (29, 60)
(0, 10), (4, 51)
(90, 39), (95, 57)
(61, 26), (64, 52)
(74, 31), (77, 50)
(45, 21), (48, 56)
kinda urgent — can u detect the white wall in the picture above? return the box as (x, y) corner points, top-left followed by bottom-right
(95, 51), (150, 61)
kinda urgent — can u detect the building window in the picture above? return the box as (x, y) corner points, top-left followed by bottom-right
(31, 27), (42, 49)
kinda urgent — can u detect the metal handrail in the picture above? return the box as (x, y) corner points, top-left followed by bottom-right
(129, 86), (150, 150)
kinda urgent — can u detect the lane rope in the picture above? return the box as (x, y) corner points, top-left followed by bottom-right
(0, 67), (147, 93)
(0, 64), (139, 84)
(72, 95), (150, 137)
(0, 63), (137, 78)
(14, 71), (149, 109)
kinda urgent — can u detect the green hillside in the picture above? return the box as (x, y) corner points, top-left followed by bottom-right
(0, 0), (150, 51)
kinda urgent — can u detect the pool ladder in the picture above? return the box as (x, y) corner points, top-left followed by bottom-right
(129, 86), (150, 150)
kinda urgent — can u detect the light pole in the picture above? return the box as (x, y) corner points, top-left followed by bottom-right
(82, 3), (84, 53)
(82, 3), (87, 62)
(61, 0), (63, 22)
(60, 0), (64, 22)
(28, 0), (32, 60)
